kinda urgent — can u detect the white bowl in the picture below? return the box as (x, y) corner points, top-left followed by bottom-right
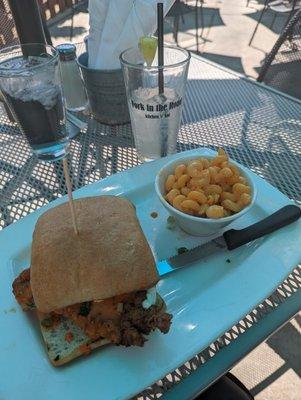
(155, 154), (257, 236)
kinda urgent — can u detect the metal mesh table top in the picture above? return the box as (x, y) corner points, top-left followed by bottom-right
(0, 54), (300, 399)
(0, 55), (300, 229)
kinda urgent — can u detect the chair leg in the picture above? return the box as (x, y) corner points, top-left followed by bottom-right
(248, 0), (269, 46)
(286, 0), (298, 42)
(173, 15), (180, 45)
(70, 4), (75, 41)
(205, 0), (216, 37)
(195, 0), (199, 52)
(38, 5), (53, 45)
(284, 0), (297, 27)
(199, 0), (205, 37)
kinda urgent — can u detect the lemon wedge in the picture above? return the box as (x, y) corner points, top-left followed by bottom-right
(139, 36), (158, 66)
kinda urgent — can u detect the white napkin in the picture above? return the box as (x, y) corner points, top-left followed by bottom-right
(87, 0), (110, 68)
(88, 0), (176, 70)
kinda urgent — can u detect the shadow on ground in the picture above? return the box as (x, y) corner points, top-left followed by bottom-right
(165, 4), (224, 34)
(50, 25), (86, 39)
(246, 9), (290, 35)
(250, 318), (301, 396)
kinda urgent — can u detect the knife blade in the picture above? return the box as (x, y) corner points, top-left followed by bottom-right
(157, 204), (301, 276)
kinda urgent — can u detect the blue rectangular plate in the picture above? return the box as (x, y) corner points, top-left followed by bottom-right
(1, 148), (300, 400)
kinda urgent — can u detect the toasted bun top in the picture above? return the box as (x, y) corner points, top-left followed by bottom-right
(30, 196), (158, 313)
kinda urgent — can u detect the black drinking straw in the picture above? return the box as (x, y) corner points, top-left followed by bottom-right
(157, 2), (168, 157)
(157, 2), (164, 94)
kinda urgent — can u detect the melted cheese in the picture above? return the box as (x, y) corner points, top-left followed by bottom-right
(142, 286), (157, 309)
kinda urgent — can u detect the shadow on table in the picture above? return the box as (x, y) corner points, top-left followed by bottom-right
(180, 76), (301, 204)
(1, 72), (301, 229)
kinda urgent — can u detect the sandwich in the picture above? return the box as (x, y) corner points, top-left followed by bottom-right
(12, 196), (172, 366)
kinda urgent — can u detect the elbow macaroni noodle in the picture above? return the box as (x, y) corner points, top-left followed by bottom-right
(164, 149), (252, 219)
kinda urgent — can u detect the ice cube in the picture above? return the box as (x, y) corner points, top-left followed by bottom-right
(0, 56), (59, 109)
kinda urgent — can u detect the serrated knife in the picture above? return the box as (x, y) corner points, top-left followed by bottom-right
(157, 205), (301, 276)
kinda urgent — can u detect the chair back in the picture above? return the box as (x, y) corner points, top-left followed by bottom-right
(257, 9), (301, 100)
(0, 0), (19, 49)
(39, 0), (82, 21)
(0, 1), (85, 49)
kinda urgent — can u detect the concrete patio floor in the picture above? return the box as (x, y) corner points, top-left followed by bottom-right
(165, 0), (286, 78)
(49, 1), (301, 399)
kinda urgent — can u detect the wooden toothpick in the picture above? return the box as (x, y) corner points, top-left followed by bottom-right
(63, 157), (79, 235)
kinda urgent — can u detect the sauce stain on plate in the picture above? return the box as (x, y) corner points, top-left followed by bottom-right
(4, 307), (16, 313)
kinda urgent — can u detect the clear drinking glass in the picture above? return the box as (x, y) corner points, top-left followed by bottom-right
(120, 45), (190, 162)
(0, 44), (69, 162)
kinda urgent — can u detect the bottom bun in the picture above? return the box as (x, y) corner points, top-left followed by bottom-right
(38, 294), (166, 366)
(37, 311), (110, 366)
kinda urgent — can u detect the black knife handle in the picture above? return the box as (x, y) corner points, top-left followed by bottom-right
(223, 205), (301, 251)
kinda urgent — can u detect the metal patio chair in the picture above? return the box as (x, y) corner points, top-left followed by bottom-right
(257, 8), (301, 99)
(0, 0), (19, 48)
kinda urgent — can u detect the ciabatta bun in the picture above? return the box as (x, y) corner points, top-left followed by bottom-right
(31, 196), (158, 313)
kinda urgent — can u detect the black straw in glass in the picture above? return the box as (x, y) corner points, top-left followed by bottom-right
(157, 2), (164, 94)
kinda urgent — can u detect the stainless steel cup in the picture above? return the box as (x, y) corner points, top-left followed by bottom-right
(77, 52), (130, 125)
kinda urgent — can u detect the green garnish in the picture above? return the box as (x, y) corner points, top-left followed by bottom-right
(166, 216), (176, 230)
(139, 36), (158, 66)
(79, 302), (91, 316)
(41, 317), (53, 328)
(167, 216), (176, 224)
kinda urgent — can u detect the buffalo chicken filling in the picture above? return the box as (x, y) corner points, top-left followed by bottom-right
(13, 268), (172, 347)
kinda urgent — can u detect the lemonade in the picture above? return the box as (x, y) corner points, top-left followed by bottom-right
(129, 87), (182, 162)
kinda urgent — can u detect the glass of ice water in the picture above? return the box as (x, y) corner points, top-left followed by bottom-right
(0, 44), (69, 162)
(120, 45), (190, 162)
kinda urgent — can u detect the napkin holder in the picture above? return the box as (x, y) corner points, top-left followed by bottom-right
(77, 52), (130, 125)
